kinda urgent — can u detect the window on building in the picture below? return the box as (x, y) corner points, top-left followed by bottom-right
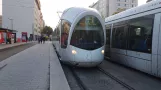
(117, 0), (120, 1)
(126, 4), (129, 7)
(132, 0), (135, 3)
(61, 20), (71, 48)
(125, 4), (127, 7)
(132, 4), (134, 7)
(125, 0), (127, 2)
(127, 14), (154, 53)
(118, 3), (120, 6)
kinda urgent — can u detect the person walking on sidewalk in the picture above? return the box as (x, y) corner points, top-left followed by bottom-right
(38, 36), (41, 44)
(40, 36), (43, 44)
(26, 36), (28, 43)
(42, 36), (46, 44)
(6, 37), (11, 44)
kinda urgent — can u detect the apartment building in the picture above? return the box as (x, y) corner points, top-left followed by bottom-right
(90, 0), (138, 18)
(40, 12), (45, 31)
(2, 0), (44, 41)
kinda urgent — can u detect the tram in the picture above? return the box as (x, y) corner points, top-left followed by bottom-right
(105, 0), (161, 77)
(52, 7), (106, 67)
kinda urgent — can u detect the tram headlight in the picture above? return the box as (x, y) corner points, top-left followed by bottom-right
(101, 50), (104, 54)
(72, 50), (77, 55)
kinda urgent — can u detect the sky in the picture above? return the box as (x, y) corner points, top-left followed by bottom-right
(40, 0), (147, 29)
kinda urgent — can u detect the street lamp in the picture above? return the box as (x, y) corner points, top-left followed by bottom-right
(8, 18), (13, 30)
(57, 11), (63, 19)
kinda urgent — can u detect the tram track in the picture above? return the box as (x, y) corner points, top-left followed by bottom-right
(66, 65), (135, 90)
(60, 61), (135, 90)
(69, 66), (89, 90)
(53, 45), (134, 90)
(97, 67), (135, 90)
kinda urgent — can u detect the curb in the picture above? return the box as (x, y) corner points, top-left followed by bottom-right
(49, 44), (71, 90)
(0, 63), (7, 70)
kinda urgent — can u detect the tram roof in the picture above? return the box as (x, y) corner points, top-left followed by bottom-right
(61, 7), (98, 23)
(105, 0), (161, 23)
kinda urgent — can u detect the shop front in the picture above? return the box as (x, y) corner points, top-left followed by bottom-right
(0, 32), (4, 44)
(0, 28), (17, 44)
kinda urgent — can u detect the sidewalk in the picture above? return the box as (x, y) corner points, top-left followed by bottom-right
(0, 42), (70, 90)
(0, 41), (36, 51)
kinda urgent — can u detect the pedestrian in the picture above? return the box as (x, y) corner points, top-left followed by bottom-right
(26, 36), (28, 43)
(40, 36), (43, 44)
(29, 36), (31, 42)
(43, 36), (45, 44)
(38, 36), (40, 44)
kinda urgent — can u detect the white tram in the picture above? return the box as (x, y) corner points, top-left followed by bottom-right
(105, 0), (161, 77)
(52, 7), (106, 67)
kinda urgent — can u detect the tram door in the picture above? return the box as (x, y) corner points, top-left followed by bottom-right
(105, 25), (112, 59)
(156, 13), (161, 76)
(60, 20), (71, 60)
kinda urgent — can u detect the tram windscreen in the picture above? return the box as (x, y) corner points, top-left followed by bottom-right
(70, 16), (104, 50)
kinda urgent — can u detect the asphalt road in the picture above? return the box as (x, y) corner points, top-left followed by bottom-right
(0, 43), (36, 62)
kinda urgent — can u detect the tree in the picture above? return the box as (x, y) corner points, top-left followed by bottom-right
(41, 26), (53, 36)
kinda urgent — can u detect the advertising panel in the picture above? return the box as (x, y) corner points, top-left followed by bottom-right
(22, 32), (28, 42)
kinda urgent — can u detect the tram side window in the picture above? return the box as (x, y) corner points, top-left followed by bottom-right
(128, 14), (154, 53)
(112, 28), (116, 48)
(61, 20), (71, 48)
(112, 26), (126, 49)
(106, 29), (111, 45)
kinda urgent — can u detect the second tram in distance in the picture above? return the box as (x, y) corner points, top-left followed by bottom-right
(52, 7), (106, 67)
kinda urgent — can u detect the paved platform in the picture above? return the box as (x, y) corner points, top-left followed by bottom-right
(0, 42), (70, 90)
(49, 43), (71, 90)
(0, 42), (34, 51)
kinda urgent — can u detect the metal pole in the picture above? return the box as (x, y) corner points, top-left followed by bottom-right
(57, 11), (63, 19)
(8, 18), (13, 44)
(11, 19), (13, 30)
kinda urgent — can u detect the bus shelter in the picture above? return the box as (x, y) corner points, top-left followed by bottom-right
(0, 28), (17, 44)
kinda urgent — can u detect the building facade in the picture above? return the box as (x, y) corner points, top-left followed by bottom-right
(90, 0), (138, 18)
(2, 0), (44, 41)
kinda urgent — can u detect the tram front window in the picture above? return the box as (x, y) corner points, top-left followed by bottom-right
(70, 16), (104, 50)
